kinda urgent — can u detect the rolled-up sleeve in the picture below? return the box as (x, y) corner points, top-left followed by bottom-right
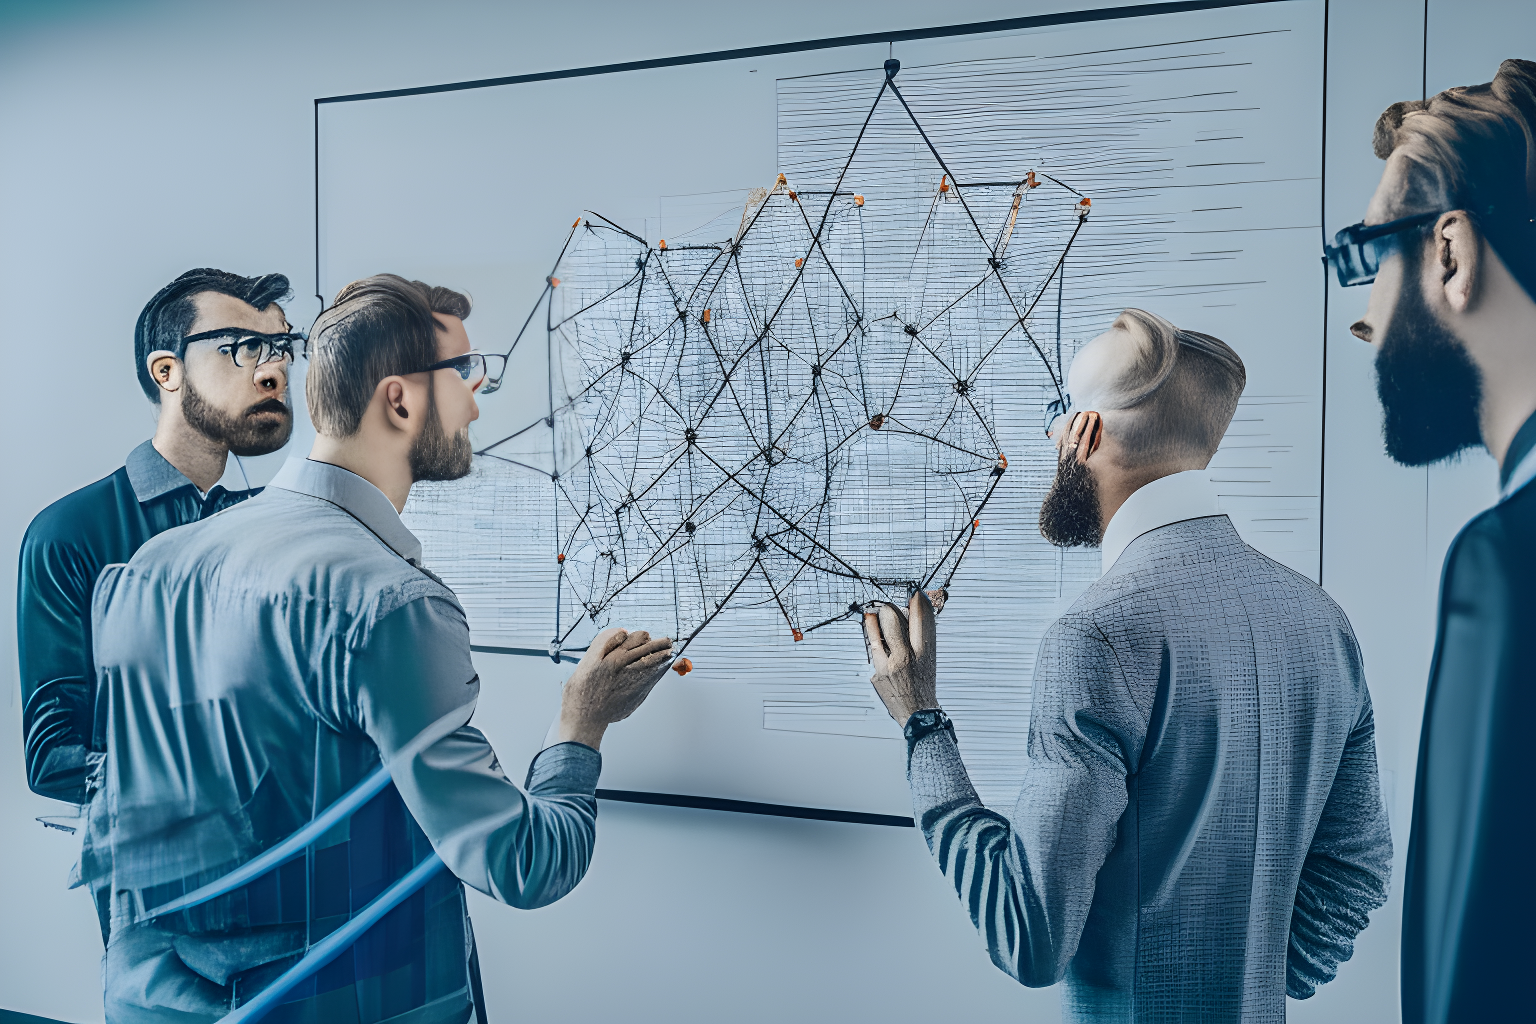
(351, 595), (600, 909)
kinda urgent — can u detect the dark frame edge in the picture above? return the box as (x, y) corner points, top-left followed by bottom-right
(315, 0), (1291, 106)
(596, 788), (916, 828)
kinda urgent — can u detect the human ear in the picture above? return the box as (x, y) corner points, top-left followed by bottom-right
(147, 352), (182, 394)
(380, 377), (413, 429)
(1435, 212), (1482, 314)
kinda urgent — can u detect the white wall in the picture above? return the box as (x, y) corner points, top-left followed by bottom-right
(2, 2), (1531, 1021)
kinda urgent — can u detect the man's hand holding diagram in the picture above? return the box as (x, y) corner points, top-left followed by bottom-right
(558, 627), (674, 750)
(864, 589), (939, 725)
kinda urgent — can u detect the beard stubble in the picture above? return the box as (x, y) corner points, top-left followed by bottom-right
(181, 377), (293, 457)
(409, 384), (474, 482)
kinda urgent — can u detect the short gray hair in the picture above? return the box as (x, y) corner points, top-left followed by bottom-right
(1095, 308), (1246, 466)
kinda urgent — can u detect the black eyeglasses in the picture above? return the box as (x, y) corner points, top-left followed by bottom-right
(1043, 395), (1071, 438)
(180, 328), (305, 368)
(415, 351), (507, 393)
(1323, 211), (1441, 287)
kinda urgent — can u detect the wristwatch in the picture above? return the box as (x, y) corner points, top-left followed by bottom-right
(903, 707), (954, 752)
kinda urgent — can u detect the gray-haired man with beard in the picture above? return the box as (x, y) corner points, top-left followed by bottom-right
(864, 309), (1392, 1022)
(18, 269), (298, 811)
(84, 274), (673, 1023)
(1335, 58), (1536, 1024)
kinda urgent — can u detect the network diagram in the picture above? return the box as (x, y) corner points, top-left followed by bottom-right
(478, 60), (1091, 664)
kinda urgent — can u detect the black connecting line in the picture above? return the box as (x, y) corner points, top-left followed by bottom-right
(475, 59), (1092, 660)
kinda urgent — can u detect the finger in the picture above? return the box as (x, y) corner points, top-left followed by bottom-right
(619, 630), (652, 651)
(580, 627), (628, 666)
(1066, 410), (1087, 451)
(863, 612), (890, 670)
(877, 603), (910, 661)
(1076, 411), (1102, 465)
(613, 636), (673, 667)
(909, 589), (936, 663)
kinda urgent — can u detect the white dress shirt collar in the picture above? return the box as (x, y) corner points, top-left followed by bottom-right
(267, 456), (424, 565)
(1099, 469), (1222, 574)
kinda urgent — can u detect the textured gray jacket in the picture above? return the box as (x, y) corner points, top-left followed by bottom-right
(908, 515), (1391, 1022)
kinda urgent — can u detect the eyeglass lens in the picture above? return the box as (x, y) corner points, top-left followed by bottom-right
(224, 337), (295, 368)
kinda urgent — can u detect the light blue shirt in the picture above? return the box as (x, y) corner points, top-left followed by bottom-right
(85, 456), (601, 1023)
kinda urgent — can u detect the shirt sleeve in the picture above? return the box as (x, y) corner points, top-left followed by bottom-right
(1285, 688), (1393, 998)
(350, 594), (602, 909)
(906, 616), (1134, 987)
(16, 528), (98, 803)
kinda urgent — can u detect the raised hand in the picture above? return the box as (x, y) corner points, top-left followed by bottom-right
(558, 627), (674, 750)
(864, 589), (939, 725)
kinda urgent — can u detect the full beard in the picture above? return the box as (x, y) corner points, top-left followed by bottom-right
(409, 387), (474, 482)
(181, 378), (293, 457)
(1375, 248), (1484, 466)
(1039, 452), (1104, 547)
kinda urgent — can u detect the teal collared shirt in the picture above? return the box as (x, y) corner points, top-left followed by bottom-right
(86, 456), (600, 1024)
(16, 440), (258, 804)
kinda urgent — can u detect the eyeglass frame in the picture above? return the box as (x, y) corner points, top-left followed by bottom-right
(1043, 394), (1071, 438)
(177, 328), (306, 368)
(413, 350), (507, 393)
(1323, 210), (1444, 287)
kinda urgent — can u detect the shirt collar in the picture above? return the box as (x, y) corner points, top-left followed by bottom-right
(1499, 410), (1536, 502)
(1100, 469), (1222, 574)
(124, 439), (196, 502)
(266, 456), (423, 564)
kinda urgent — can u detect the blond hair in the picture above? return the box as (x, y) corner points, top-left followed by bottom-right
(1089, 308), (1247, 467)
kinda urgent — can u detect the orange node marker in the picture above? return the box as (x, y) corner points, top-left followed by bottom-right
(939, 175), (950, 193)
(794, 257), (803, 268)
(791, 628), (804, 642)
(701, 309), (711, 324)
(998, 453), (1009, 470)
(853, 194), (864, 206)
(673, 657), (693, 676)
(869, 413), (885, 430)
(1025, 171), (1039, 189)
(776, 173), (787, 186)
(788, 190), (798, 202)
(572, 217), (581, 228)
(556, 552), (566, 564)
(658, 239), (667, 250)
(547, 276), (561, 288)
(1076, 197), (1092, 219)
(972, 519), (980, 531)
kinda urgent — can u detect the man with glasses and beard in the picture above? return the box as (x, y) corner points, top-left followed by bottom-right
(83, 274), (673, 1024)
(18, 268), (298, 813)
(863, 309), (1391, 1022)
(1330, 58), (1536, 1024)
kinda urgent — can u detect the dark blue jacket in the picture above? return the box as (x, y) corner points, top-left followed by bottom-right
(16, 440), (256, 804)
(1402, 414), (1536, 1023)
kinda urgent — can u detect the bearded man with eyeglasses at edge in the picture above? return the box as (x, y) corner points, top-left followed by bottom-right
(17, 268), (301, 827)
(1331, 58), (1536, 1023)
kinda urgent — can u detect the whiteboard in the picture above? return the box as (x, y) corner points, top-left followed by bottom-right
(318, 0), (1323, 816)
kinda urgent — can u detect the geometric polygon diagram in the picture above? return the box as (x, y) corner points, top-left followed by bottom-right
(480, 60), (1090, 658)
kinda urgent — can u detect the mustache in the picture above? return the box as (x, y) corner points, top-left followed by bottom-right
(244, 398), (292, 418)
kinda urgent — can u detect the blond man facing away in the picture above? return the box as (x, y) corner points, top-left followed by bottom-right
(866, 310), (1391, 1024)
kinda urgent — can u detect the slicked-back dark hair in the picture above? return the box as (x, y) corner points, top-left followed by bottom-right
(307, 274), (472, 437)
(134, 268), (292, 402)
